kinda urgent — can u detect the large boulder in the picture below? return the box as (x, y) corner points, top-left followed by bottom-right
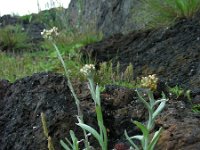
(67, 0), (142, 36)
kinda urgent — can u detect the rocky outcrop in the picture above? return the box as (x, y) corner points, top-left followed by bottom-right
(0, 72), (77, 150)
(81, 13), (200, 94)
(67, 0), (142, 36)
(0, 72), (199, 149)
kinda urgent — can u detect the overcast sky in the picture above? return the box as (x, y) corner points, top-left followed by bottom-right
(0, 0), (71, 16)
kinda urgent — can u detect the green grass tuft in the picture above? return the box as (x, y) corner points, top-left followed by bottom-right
(0, 25), (31, 51)
(136, 0), (200, 28)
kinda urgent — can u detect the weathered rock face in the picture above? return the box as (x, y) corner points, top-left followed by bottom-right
(67, 0), (142, 36)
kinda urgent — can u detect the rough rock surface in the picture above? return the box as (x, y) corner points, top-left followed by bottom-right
(67, 0), (142, 36)
(0, 72), (77, 150)
(81, 14), (200, 93)
(0, 72), (200, 150)
(156, 100), (200, 150)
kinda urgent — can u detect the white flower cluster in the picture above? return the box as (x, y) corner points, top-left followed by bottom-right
(41, 27), (59, 39)
(141, 74), (158, 91)
(80, 64), (95, 77)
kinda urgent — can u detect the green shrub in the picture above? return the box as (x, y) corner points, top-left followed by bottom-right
(138, 0), (200, 27)
(0, 25), (30, 51)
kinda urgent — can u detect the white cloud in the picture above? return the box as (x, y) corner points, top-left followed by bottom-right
(0, 0), (71, 16)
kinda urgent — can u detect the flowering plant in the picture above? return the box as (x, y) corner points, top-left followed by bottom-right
(141, 74), (158, 91)
(41, 27), (59, 40)
(125, 90), (168, 150)
(78, 64), (108, 150)
(80, 64), (95, 78)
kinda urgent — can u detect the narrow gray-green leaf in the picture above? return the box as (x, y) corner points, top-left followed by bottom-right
(124, 130), (140, 150)
(152, 101), (166, 120)
(76, 123), (101, 143)
(70, 130), (79, 150)
(134, 121), (149, 139)
(154, 99), (167, 106)
(64, 137), (73, 148)
(130, 135), (143, 141)
(148, 127), (163, 150)
(60, 140), (71, 150)
(136, 89), (151, 111)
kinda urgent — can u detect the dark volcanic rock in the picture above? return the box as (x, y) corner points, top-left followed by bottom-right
(156, 100), (200, 150)
(0, 73), (200, 149)
(81, 13), (200, 93)
(0, 72), (77, 150)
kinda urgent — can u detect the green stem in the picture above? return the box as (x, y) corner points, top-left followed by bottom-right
(53, 43), (90, 150)
(88, 78), (96, 103)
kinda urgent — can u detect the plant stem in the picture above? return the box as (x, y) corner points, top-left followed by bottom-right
(53, 43), (90, 150)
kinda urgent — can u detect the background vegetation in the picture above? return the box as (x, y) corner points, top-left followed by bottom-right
(136, 0), (200, 28)
(0, 25), (31, 51)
